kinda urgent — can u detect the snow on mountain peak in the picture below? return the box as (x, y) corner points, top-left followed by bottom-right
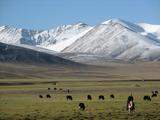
(102, 18), (125, 24)
(0, 25), (8, 29)
(53, 22), (89, 32)
(102, 18), (144, 33)
(138, 23), (160, 39)
(0, 22), (92, 52)
(102, 19), (160, 41)
(133, 23), (160, 41)
(63, 19), (160, 61)
(138, 23), (160, 33)
(1, 19), (160, 61)
(76, 22), (88, 27)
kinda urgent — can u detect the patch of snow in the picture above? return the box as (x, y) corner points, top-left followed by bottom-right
(136, 23), (160, 42)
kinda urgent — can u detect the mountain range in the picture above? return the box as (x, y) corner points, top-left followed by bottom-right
(0, 18), (160, 64)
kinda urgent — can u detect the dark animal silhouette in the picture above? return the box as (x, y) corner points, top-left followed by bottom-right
(110, 94), (115, 98)
(126, 95), (135, 113)
(46, 94), (51, 98)
(79, 103), (85, 110)
(99, 95), (105, 100)
(87, 95), (92, 100)
(155, 90), (158, 94)
(143, 95), (151, 101)
(152, 90), (159, 94)
(54, 88), (57, 90)
(66, 95), (73, 100)
(67, 89), (70, 93)
(39, 95), (43, 98)
(48, 88), (51, 90)
(59, 88), (63, 90)
(152, 93), (157, 97)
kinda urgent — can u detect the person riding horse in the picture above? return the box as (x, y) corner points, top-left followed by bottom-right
(126, 95), (135, 113)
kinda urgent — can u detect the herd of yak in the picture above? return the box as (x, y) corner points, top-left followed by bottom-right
(38, 87), (158, 112)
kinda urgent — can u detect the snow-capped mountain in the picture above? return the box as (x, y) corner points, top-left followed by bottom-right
(0, 23), (92, 52)
(1, 18), (160, 62)
(138, 23), (160, 40)
(63, 19), (160, 61)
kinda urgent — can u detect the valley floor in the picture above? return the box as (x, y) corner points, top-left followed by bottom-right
(0, 62), (160, 120)
(1, 61), (160, 80)
(0, 81), (160, 120)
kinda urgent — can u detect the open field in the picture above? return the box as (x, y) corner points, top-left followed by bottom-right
(0, 62), (160, 120)
(1, 61), (160, 80)
(0, 80), (160, 120)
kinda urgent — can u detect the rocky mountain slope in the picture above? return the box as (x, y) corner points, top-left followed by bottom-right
(0, 42), (78, 65)
(63, 19), (160, 61)
(1, 18), (160, 62)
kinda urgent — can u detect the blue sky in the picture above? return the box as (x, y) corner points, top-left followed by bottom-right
(0, 0), (159, 29)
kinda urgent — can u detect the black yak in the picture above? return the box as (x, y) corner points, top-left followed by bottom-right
(54, 88), (57, 90)
(110, 94), (115, 99)
(46, 94), (51, 98)
(155, 90), (158, 94)
(39, 95), (43, 98)
(87, 95), (92, 100)
(67, 89), (70, 93)
(152, 93), (157, 97)
(66, 95), (73, 100)
(99, 95), (105, 100)
(79, 103), (85, 110)
(143, 95), (151, 101)
(152, 90), (158, 94)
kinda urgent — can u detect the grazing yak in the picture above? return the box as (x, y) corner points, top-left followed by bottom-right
(46, 94), (51, 98)
(152, 90), (158, 94)
(67, 89), (70, 93)
(66, 95), (73, 100)
(152, 93), (157, 97)
(54, 88), (57, 90)
(39, 95), (43, 98)
(87, 95), (92, 100)
(126, 95), (135, 113)
(143, 95), (151, 101)
(155, 90), (158, 94)
(48, 88), (51, 90)
(99, 95), (105, 100)
(110, 94), (115, 99)
(79, 103), (85, 110)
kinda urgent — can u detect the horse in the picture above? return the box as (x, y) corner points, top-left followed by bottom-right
(126, 95), (135, 113)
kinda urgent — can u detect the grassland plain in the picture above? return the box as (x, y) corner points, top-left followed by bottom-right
(0, 62), (160, 120)
(0, 80), (160, 120)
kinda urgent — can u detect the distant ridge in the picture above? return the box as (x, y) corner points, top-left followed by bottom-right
(0, 42), (79, 65)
